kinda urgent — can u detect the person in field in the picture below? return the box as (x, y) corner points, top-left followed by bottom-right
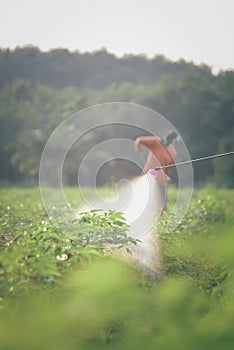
(134, 130), (180, 213)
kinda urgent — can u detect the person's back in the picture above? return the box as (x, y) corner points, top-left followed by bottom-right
(134, 135), (177, 176)
(135, 131), (180, 213)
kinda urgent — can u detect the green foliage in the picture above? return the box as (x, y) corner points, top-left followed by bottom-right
(0, 241), (234, 350)
(157, 188), (230, 294)
(0, 187), (234, 349)
(0, 48), (233, 186)
(0, 188), (134, 299)
(76, 209), (137, 248)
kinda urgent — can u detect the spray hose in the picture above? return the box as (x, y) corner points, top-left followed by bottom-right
(154, 151), (234, 171)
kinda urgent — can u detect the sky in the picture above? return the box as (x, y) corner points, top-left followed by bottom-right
(0, 0), (233, 72)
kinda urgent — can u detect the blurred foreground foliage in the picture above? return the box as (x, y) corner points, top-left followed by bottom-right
(157, 188), (231, 295)
(0, 187), (234, 349)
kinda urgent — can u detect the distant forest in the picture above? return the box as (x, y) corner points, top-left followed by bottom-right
(0, 46), (233, 187)
(0, 46), (215, 89)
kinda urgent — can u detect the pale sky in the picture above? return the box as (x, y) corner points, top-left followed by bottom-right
(0, 0), (233, 72)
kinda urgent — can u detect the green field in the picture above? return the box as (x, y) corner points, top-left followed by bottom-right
(1, 186), (234, 349)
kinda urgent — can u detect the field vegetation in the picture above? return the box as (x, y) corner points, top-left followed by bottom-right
(1, 46), (233, 349)
(0, 186), (234, 349)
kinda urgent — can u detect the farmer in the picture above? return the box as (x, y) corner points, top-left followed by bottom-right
(134, 130), (180, 213)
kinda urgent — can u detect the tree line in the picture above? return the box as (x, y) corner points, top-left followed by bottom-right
(0, 47), (233, 187)
(0, 46), (214, 89)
